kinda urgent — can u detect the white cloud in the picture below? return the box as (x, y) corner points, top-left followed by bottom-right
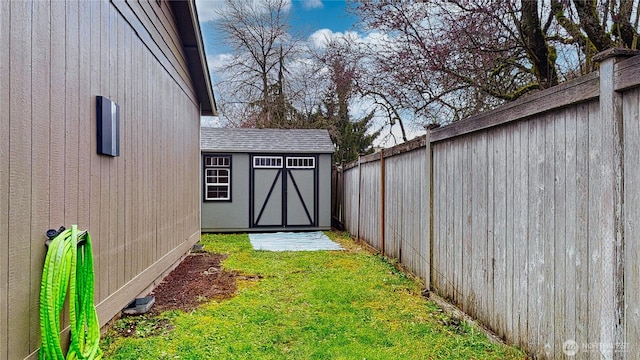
(195, 0), (223, 22)
(302, 0), (323, 9)
(196, 0), (292, 23)
(207, 53), (234, 71)
(308, 28), (389, 50)
(201, 116), (224, 127)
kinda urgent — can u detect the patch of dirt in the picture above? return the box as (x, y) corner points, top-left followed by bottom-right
(150, 253), (239, 313)
(111, 252), (260, 338)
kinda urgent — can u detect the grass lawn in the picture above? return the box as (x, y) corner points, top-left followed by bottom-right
(101, 232), (526, 359)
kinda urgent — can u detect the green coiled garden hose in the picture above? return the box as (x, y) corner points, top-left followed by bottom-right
(39, 225), (102, 360)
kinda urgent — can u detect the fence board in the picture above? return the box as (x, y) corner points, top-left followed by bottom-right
(434, 144), (444, 292)
(553, 111), (566, 356)
(453, 138), (463, 307)
(423, 139), (430, 285)
(504, 124), (515, 343)
(471, 133), (487, 321)
(541, 113), (555, 358)
(461, 137), (472, 315)
(485, 131), (494, 328)
(445, 141), (454, 301)
(623, 87), (640, 357)
(575, 101), (591, 356)
(563, 106), (578, 354)
(493, 127), (507, 338)
(343, 165), (359, 236)
(513, 120), (529, 346)
(587, 99), (602, 358)
(529, 117), (545, 354)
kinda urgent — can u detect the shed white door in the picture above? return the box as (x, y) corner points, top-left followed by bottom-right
(251, 155), (317, 228)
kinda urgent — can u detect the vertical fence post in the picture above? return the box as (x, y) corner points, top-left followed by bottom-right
(594, 48), (638, 359)
(380, 150), (385, 256)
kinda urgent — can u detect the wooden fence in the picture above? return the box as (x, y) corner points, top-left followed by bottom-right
(339, 49), (640, 359)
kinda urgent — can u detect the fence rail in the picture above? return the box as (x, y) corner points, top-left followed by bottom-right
(336, 49), (640, 359)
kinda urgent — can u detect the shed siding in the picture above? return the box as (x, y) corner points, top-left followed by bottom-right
(201, 153), (332, 232)
(0, 1), (203, 359)
(202, 154), (251, 231)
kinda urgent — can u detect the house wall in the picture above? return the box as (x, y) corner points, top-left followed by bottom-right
(201, 153), (332, 232)
(0, 1), (203, 359)
(340, 52), (640, 358)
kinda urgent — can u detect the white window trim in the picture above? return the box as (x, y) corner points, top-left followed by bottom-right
(204, 155), (231, 201)
(253, 156), (283, 168)
(205, 168), (230, 201)
(286, 156), (315, 169)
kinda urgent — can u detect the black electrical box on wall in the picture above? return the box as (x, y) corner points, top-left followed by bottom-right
(96, 96), (120, 157)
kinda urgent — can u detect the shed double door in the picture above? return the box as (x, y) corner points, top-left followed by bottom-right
(250, 155), (318, 228)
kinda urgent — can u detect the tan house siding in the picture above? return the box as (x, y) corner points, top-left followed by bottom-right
(0, 1), (208, 359)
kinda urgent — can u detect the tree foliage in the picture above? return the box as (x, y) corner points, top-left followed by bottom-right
(213, 0), (306, 128)
(349, 0), (640, 126)
(312, 52), (379, 163)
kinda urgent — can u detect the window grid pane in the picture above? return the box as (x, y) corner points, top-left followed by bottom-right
(286, 157), (315, 169)
(253, 156), (283, 168)
(205, 156), (230, 168)
(204, 156), (231, 200)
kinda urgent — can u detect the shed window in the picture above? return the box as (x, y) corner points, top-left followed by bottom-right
(286, 157), (315, 169)
(204, 155), (231, 201)
(253, 156), (283, 168)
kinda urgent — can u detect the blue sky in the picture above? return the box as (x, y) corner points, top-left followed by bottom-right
(288, 0), (357, 34)
(196, 0), (358, 58)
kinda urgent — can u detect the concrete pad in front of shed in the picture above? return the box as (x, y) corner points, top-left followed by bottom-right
(249, 231), (343, 251)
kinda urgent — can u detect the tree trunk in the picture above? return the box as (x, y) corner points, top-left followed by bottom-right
(573, 0), (614, 52)
(521, 0), (558, 89)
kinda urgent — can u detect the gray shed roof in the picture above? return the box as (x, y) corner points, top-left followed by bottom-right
(201, 128), (335, 154)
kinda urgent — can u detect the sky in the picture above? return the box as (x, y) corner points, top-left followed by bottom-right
(196, 0), (358, 55)
(195, 0), (359, 122)
(194, 0), (424, 146)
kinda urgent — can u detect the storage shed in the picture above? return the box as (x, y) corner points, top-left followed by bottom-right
(201, 128), (334, 232)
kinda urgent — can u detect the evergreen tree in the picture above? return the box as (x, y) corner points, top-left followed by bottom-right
(315, 56), (379, 163)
